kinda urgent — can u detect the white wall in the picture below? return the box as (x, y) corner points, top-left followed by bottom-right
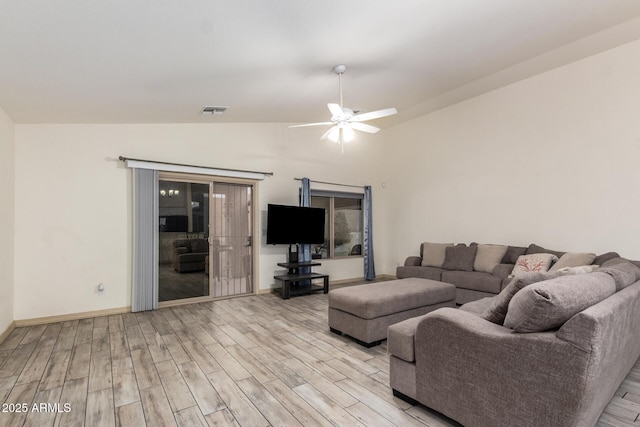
(13, 123), (386, 320)
(0, 107), (15, 333)
(12, 38), (640, 322)
(381, 38), (640, 274)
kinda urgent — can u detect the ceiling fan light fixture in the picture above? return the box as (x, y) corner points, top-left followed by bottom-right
(342, 126), (355, 143)
(327, 126), (340, 143)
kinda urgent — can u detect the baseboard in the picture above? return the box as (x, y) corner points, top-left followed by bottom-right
(0, 321), (16, 345)
(14, 306), (131, 327)
(13, 276), (399, 327)
(329, 277), (364, 286)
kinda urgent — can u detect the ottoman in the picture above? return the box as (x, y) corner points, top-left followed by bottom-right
(328, 278), (456, 347)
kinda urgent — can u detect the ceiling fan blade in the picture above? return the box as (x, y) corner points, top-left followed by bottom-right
(350, 122), (380, 134)
(327, 103), (344, 117)
(351, 107), (397, 122)
(288, 122), (333, 128)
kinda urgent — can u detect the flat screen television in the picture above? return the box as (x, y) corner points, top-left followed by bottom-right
(266, 204), (325, 245)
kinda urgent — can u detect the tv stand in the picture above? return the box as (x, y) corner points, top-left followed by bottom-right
(274, 261), (329, 299)
(288, 243), (299, 263)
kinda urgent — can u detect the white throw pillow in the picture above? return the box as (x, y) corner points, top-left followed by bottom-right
(473, 244), (508, 274)
(511, 253), (558, 278)
(548, 252), (596, 272)
(421, 242), (454, 268)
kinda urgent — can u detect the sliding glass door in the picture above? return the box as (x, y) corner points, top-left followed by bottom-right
(158, 174), (254, 303)
(211, 183), (253, 297)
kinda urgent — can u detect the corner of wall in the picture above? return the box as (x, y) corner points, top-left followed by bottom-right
(0, 105), (15, 337)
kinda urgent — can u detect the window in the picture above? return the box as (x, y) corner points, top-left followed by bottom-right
(309, 191), (363, 259)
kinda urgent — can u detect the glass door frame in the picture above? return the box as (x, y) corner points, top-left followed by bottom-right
(158, 171), (259, 307)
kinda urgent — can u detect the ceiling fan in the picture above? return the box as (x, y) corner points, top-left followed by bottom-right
(289, 64), (397, 152)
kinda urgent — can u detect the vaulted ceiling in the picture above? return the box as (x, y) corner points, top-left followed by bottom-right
(2, 1), (640, 126)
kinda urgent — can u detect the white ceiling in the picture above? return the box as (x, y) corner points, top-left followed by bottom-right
(2, 1), (640, 126)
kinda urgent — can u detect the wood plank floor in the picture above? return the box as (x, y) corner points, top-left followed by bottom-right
(1, 290), (639, 427)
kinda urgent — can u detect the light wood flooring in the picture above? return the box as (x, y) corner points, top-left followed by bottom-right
(1, 290), (639, 427)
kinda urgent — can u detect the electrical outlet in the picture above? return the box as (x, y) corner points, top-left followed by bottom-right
(97, 283), (105, 295)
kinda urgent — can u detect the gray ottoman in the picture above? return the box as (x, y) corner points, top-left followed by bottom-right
(328, 278), (456, 347)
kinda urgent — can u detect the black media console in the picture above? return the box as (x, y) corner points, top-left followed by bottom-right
(274, 261), (329, 299)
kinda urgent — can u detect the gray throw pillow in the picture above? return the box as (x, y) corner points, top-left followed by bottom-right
(421, 242), (454, 268)
(442, 244), (477, 272)
(526, 244), (565, 259)
(593, 251), (621, 266)
(504, 272), (616, 333)
(501, 246), (527, 264)
(598, 258), (640, 290)
(474, 244), (508, 273)
(481, 271), (562, 325)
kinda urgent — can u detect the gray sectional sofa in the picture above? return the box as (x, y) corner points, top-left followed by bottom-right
(388, 257), (640, 427)
(396, 242), (620, 304)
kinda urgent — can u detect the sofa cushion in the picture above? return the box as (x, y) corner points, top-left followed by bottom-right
(511, 253), (558, 278)
(173, 239), (191, 251)
(492, 264), (515, 280)
(526, 244), (565, 259)
(441, 271), (502, 294)
(396, 266), (444, 281)
(598, 258), (640, 291)
(549, 252), (596, 272)
(501, 245), (527, 264)
(442, 244), (477, 272)
(178, 253), (207, 263)
(480, 271), (563, 325)
(504, 272), (616, 333)
(421, 242), (454, 268)
(459, 296), (494, 315)
(474, 244), (508, 273)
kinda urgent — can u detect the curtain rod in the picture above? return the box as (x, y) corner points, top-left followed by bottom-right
(119, 156), (274, 176)
(294, 177), (364, 189)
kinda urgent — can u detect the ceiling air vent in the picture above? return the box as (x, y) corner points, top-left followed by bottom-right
(201, 106), (228, 115)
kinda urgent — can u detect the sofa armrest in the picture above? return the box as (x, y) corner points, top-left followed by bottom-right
(174, 247), (189, 256)
(404, 256), (422, 267)
(414, 308), (590, 427)
(556, 282), (640, 414)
